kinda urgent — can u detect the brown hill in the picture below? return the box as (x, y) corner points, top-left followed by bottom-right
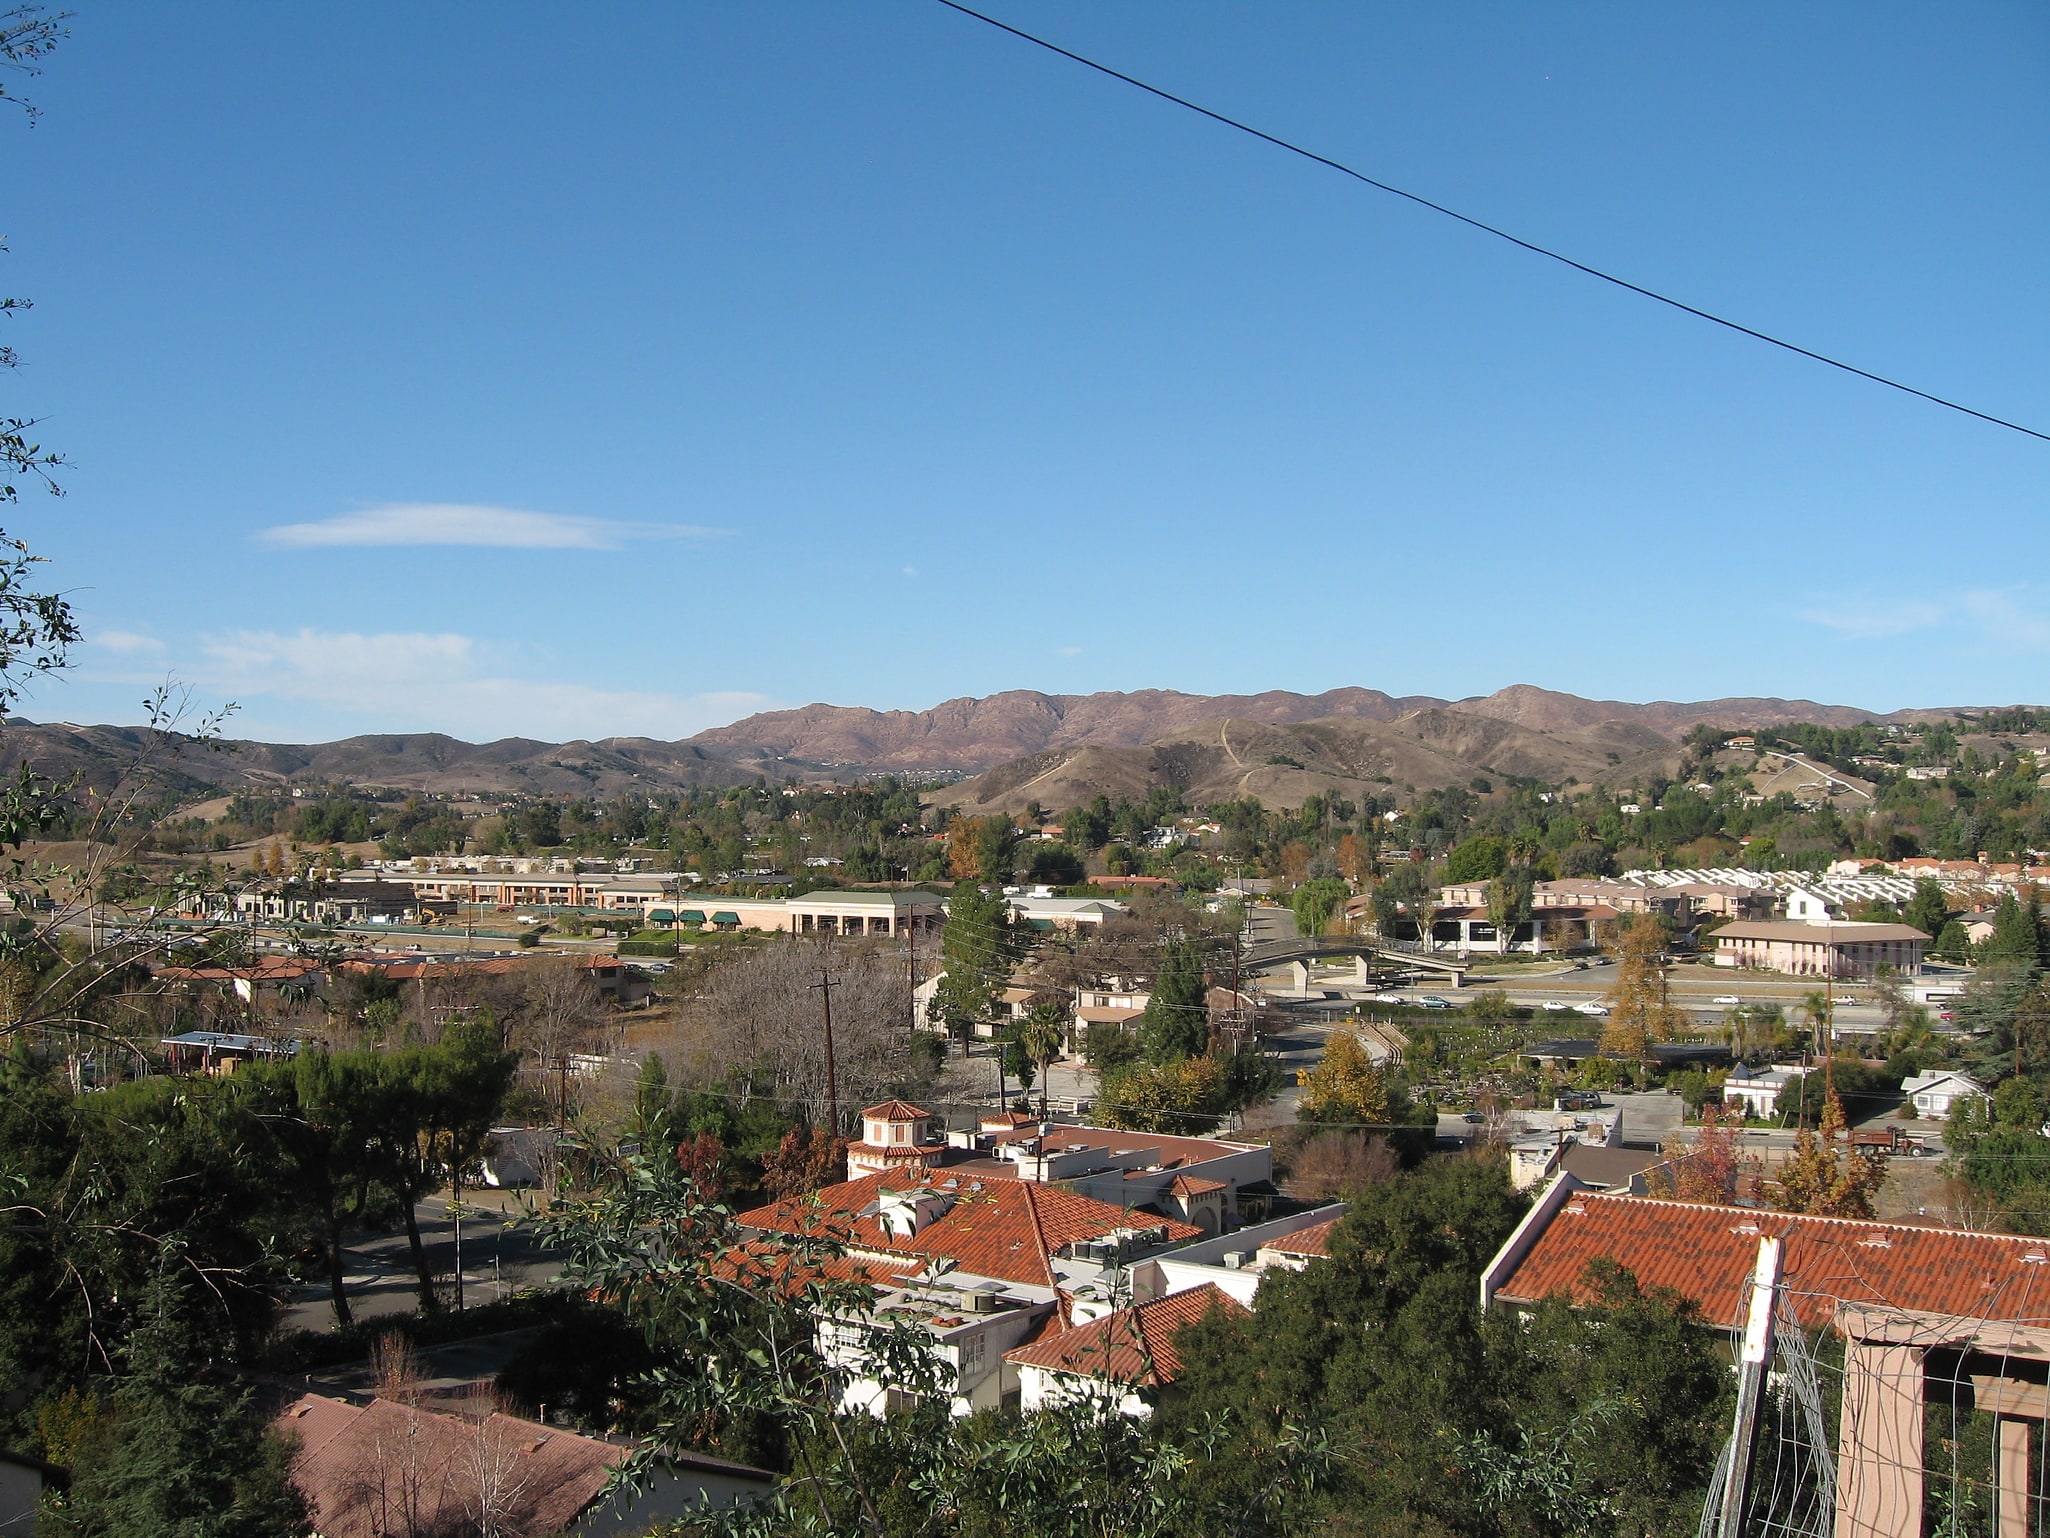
(690, 685), (1955, 774)
(934, 711), (1684, 816)
(2, 684), (2005, 807)
(682, 687), (1440, 769)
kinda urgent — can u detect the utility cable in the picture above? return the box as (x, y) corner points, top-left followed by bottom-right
(933, 0), (2050, 445)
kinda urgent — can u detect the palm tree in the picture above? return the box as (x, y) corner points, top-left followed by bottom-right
(1020, 1002), (1065, 1119)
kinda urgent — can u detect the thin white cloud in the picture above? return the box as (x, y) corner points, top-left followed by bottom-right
(1961, 590), (2050, 653)
(197, 628), (768, 741)
(1797, 601), (1946, 641)
(1799, 588), (2050, 653)
(255, 502), (724, 551)
(92, 629), (166, 655)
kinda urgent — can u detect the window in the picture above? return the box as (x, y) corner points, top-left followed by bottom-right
(959, 1332), (986, 1380)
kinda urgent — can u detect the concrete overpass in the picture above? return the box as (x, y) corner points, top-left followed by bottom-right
(1241, 937), (1469, 991)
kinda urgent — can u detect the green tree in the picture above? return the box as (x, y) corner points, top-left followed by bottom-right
(1290, 877), (1349, 939)
(974, 817), (1018, 886)
(1902, 877), (1949, 939)
(1445, 836), (1506, 883)
(1982, 891), (2047, 968)
(933, 882), (1014, 1054)
(1485, 865), (1534, 951)
(40, 1258), (308, 1538)
(1139, 941), (1209, 1063)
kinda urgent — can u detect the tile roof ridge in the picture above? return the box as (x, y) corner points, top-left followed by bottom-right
(1579, 1190), (2040, 1242)
(1021, 1182), (1055, 1287)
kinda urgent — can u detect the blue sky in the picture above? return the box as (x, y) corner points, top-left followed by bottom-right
(5, 2), (2046, 742)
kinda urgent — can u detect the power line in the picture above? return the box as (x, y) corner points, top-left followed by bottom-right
(932, 0), (2050, 446)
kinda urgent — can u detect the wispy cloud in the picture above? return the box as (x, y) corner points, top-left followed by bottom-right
(255, 502), (725, 551)
(198, 628), (768, 740)
(1799, 587), (2050, 653)
(91, 629), (166, 655)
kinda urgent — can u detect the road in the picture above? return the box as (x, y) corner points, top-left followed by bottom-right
(279, 1191), (564, 1334)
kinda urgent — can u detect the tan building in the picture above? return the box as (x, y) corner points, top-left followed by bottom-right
(1712, 919), (1926, 979)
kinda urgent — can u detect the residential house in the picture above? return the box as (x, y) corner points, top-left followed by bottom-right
(1, 1445), (65, 1536)
(274, 1393), (770, 1535)
(1902, 1070), (1986, 1119)
(158, 1029), (300, 1076)
(1005, 1283), (1249, 1418)
(734, 1166), (1203, 1416)
(1721, 1065), (1804, 1119)
(841, 1102), (1274, 1231)
(1133, 1207), (1349, 1305)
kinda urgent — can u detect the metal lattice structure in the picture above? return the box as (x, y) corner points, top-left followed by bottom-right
(1699, 1232), (2050, 1538)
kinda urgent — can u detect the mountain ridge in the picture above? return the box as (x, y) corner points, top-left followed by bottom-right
(0, 685), (1996, 801)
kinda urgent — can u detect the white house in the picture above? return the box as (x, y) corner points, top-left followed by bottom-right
(1903, 1070), (1987, 1120)
(1722, 1065), (1804, 1119)
(1004, 1283), (1249, 1419)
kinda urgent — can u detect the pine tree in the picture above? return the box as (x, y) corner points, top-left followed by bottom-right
(1139, 941), (1209, 1063)
(43, 1258), (308, 1538)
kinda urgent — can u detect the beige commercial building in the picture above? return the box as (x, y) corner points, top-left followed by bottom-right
(1711, 919), (1926, 979)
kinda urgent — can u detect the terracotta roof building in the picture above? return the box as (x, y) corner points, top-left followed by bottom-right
(737, 1169), (1201, 1291)
(1482, 1186), (2050, 1333)
(1006, 1283), (1249, 1416)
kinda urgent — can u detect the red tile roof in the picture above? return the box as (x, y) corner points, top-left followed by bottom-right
(1491, 1192), (2050, 1332)
(736, 1171), (1202, 1289)
(1168, 1175), (1227, 1197)
(1261, 1218), (1340, 1258)
(1005, 1284), (1248, 1385)
(862, 1100), (930, 1120)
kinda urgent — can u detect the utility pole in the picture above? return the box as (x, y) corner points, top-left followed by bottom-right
(811, 969), (840, 1135)
(1714, 1236), (1784, 1538)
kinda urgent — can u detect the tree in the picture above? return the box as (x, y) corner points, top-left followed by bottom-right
(1139, 941), (1208, 1063)
(1982, 891), (2047, 968)
(1289, 877), (1349, 940)
(1025, 843), (1084, 886)
(1485, 866), (1534, 951)
(1648, 1102), (1754, 1204)
(1094, 1055), (1226, 1134)
(1766, 1088), (1885, 1219)
(1019, 1002), (1064, 1116)
(1445, 836), (1506, 883)
(974, 817), (1018, 886)
(40, 1257), (309, 1538)
(1602, 919), (1681, 1053)
(1902, 877), (1949, 940)
(932, 882), (1014, 1057)
(1377, 862), (1434, 942)
(1296, 1032), (1391, 1126)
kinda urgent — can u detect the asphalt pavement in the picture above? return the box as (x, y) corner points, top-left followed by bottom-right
(279, 1191), (565, 1333)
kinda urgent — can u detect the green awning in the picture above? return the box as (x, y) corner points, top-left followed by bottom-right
(647, 909), (675, 925)
(678, 909), (706, 924)
(711, 911), (741, 926)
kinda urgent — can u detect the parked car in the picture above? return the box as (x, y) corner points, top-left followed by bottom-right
(1461, 1111), (1487, 1124)
(1574, 1001), (1611, 1017)
(1712, 994), (1742, 1006)
(1418, 995), (1454, 1010)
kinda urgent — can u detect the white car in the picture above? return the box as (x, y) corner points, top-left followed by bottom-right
(1712, 994), (1742, 1006)
(1574, 1001), (1611, 1018)
(1542, 1000), (1571, 1012)
(1373, 992), (1405, 1004)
